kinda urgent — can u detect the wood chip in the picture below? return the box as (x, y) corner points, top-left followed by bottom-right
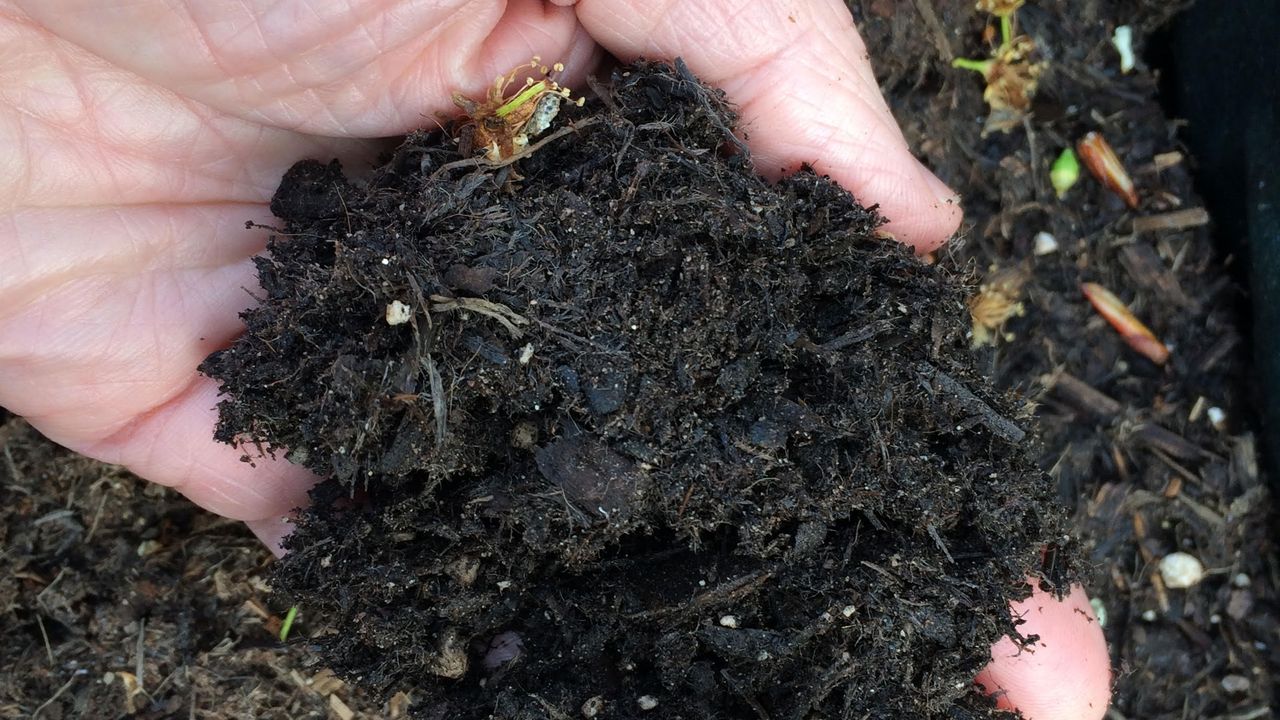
(1131, 208), (1210, 234)
(329, 693), (355, 720)
(1045, 371), (1121, 418)
(1132, 423), (1205, 462)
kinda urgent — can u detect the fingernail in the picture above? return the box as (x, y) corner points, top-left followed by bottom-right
(923, 168), (960, 206)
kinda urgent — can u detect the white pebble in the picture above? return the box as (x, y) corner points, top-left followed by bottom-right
(841, 605), (857, 618)
(1207, 406), (1227, 431)
(1222, 674), (1251, 693)
(718, 615), (739, 628)
(637, 695), (659, 711)
(385, 300), (412, 326)
(1233, 573), (1252, 588)
(1142, 609), (1158, 622)
(1033, 231), (1059, 256)
(1089, 597), (1108, 628)
(1112, 26), (1136, 73)
(518, 344), (535, 365)
(1159, 552), (1205, 589)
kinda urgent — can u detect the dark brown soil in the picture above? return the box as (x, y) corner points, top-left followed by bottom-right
(199, 62), (1065, 719)
(0, 417), (386, 719)
(3, 3), (1276, 719)
(854, 0), (1278, 717)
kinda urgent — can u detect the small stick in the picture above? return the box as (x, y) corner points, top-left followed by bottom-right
(917, 363), (1026, 444)
(31, 676), (77, 719)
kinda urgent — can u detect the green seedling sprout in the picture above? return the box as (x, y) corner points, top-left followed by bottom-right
(952, 57), (995, 76)
(953, 1), (1020, 77)
(279, 605), (299, 642)
(1051, 147), (1081, 198)
(495, 79), (550, 118)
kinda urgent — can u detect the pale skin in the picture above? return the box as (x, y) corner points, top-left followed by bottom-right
(0, 1), (1110, 716)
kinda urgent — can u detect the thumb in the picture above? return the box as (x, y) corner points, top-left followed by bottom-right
(569, 0), (962, 252)
(976, 583), (1113, 720)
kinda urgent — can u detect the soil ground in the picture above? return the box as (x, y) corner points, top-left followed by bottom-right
(2, 2), (1275, 719)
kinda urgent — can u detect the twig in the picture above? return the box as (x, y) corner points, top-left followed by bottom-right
(135, 617), (147, 693)
(927, 524), (955, 564)
(917, 363), (1026, 444)
(423, 355), (447, 446)
(31, 676), (77, 719)
(429, 117), (601, 181)
(430, 295), (529, 338)
(35, 614), (54, 665)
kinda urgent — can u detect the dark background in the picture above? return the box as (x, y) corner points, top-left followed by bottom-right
(1158, 0), (1280, 479)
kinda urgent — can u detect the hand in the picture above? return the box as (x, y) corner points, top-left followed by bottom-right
(0, 2), (1105, 717)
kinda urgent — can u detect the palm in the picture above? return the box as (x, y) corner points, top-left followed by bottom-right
(0, 1), (603, 521)
(0, 4), (1104, 718)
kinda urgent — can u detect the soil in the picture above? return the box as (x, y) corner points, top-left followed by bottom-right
(199, 61), (1065, 720)
(2, 2), (1276, 720)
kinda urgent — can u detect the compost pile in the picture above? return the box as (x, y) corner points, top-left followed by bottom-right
(200, 62), (1065, 719)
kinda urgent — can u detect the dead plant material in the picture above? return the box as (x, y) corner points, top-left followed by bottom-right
(958, 35), (1046, 136)
(1131, 207), (1210, 234)
(1081, 282), (1170, 364)
(452, 58), (584, 163)
(1077, 132), (1140, 209)
(968, 266), (1027, 347)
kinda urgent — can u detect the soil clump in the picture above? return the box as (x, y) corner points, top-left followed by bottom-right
(200, 62), (1066, 719)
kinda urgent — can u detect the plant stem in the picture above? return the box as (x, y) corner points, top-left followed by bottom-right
(1000, 15), (1013, 47)
(952, 57), (994, 75)
(496, 80), (548, 118)
(279, 605), (299, 642)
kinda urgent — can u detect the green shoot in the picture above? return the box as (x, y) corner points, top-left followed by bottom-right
(496, 80), (549, 118)
(1000, 15), (1013, 47)
(1051, 147), (1081, 198)
(279, 605), (299, 642)
(952, 57), (994, 76)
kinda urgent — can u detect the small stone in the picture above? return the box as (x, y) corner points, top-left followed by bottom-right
(1033, 231), (1059, 256)
(1228, 589), (1254, 620)
(718, 615), (739, 628)
(1159, 552), (1205, 589)
(581, 696), (605, 718)
(1142, 609), (1157, 622)
(637, 695), (659, 711)
(136, 540), (162, 557)
(1112, 25), (1136, 73)
(841, 605), (857, 618)
(1090, 597), (1108, 628)
(385, 300), (412, 325)
(518, 344), (535, 365)
(1207, 406), (1227, 431)
(1221, 674), (1251, 694)
(1233, 573), (1252, 588)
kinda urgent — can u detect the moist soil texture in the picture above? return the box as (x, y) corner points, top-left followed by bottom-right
(4, 3), (1277, 720)
(198, 62), (1066, 719)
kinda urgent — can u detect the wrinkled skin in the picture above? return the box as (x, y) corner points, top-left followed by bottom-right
(0, 2), (1109, 717)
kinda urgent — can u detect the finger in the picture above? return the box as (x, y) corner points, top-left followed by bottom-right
(12, 0), (599, 137)
(246, 514), (297, 557)
(1, 204), (279, 441)
(74, 376), (321, 523)
(570, 0), (961, 252)
(975, 583), (1112, 720)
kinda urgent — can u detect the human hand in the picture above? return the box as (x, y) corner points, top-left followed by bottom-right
(0, 1), (1105, 717)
